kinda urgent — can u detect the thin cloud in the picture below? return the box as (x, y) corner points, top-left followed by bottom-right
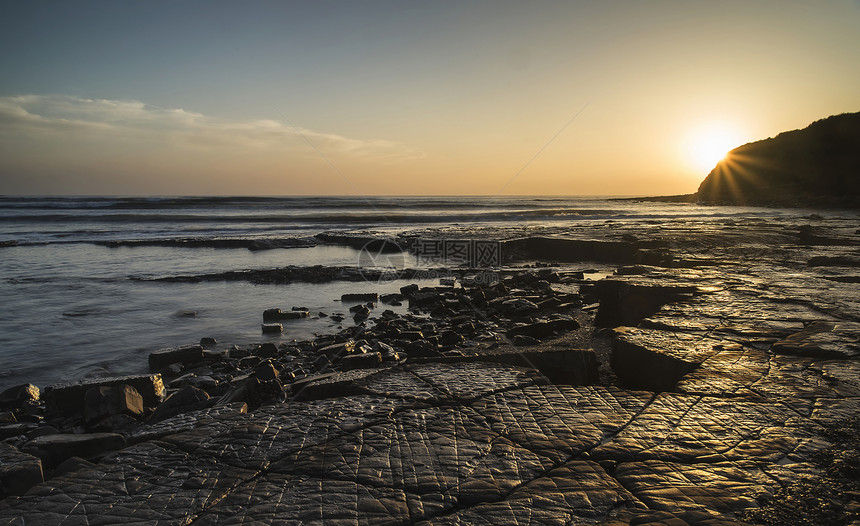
(0, 94), (423, 161)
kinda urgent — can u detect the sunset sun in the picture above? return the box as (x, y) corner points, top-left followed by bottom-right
(685, 124), (744, 173)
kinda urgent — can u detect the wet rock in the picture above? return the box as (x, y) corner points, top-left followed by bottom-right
(261, 323), (283, 333)
(253, 360), (280, 381)
(341, 293), (379, 303)
(148, 344), (205, 371)
(83, 384), (144, 424)
(317, 340), (355, 361)
(352, 305), (371, 321)
(772, 321), (860, 358)
(0, 384), (40, 410)
(149, 386), (211, 423)
(24, 432), (126, 467)
(262, 308), (309, 322)
(255, 342), (280, 358)
(375, 341), (402, 362)
(199, 336), (217, 346)
(340, 352), (382, 371)
(43, 374), (165, 419)
(400, 283), (419, 296)
(0, 443), (43, 498)
(290, 369), (381, 401)
(380, 293), (405, 304)
(348, 302), (372, 313)
(614, 460), (775, 517)
(217, 375), (284, 409)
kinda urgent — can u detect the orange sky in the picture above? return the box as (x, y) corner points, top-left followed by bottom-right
(1, 1), (858, 195)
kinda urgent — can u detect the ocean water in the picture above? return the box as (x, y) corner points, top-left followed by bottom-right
(0, 195), (836, 390)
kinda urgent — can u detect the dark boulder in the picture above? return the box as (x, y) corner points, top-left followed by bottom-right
(83, 384), (144, 424)
(148, 345), (204, 371)
(261, 323), (283, 333)
(263, 308), (309, 322)
(149, 386), (211, 423)
(44, 375), (165, 420)
(0, 443), (43, 497)
(0, 384), (40, 410)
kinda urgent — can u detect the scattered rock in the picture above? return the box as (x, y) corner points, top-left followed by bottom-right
(148, 344), (205, 371)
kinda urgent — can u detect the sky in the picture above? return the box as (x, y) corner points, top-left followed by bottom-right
(1, 1), (858, 196)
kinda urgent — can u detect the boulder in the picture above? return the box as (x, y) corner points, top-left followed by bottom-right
(254, 360), (280, 381)
(400, 283), (419, 296)
(317, 340), (355, 360)
(263, 308), (309, 322)
(340, 352), (383, 371)
(261, 323), (283, 333)
(0, 443), (43, 498)
(352, 305), (371, 321)
(256, 342), (280, 358)
(149, 386), (211, 423)
(340, 293), (379, 303)
(217, 376), (284, 409)
(0, 384), (40, 410)
(83, 384), (144, 423)
(43, 375), (165, 419)
(148, 344), (204, 371)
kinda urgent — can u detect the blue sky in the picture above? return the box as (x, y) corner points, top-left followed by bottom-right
(1, 1), (858, 195)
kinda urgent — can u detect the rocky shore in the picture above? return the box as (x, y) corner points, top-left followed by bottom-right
(1, 215), (859, 525)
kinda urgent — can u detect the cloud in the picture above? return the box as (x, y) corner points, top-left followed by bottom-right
(0, 94), (423, 161)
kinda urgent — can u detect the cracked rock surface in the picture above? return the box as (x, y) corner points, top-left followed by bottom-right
(2, 217), (860, 525)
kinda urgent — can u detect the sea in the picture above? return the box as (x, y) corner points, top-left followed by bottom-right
(0, 195), (840, 391)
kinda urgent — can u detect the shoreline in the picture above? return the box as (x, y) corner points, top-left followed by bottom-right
(2, 216), (860, 524)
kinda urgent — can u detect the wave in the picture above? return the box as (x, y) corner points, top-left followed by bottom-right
(0, 208), (616, 224)
(93, 236), (319, 251)
(0, 195), (605, 212)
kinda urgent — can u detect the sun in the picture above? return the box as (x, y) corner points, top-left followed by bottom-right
(685, 123), (744, 173)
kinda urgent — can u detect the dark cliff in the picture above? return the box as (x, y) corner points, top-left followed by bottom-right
(696, 112), (860, 207)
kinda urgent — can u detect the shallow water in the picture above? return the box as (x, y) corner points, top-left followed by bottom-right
(0, 196), (853, 390)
